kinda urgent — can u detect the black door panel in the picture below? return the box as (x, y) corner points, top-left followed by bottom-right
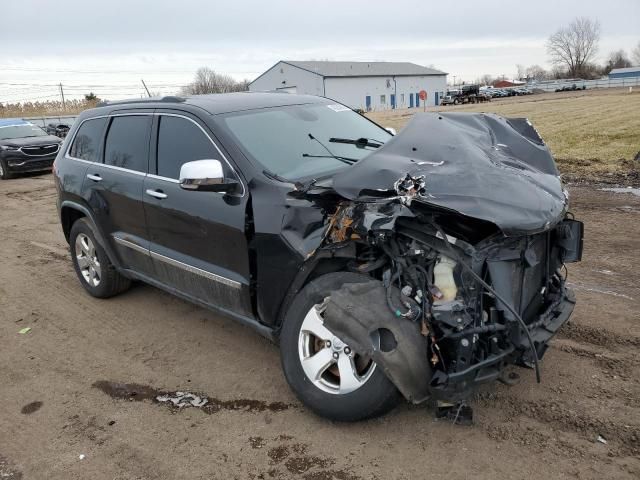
(81, 113), (153, 275)
(144, 112), (253, 316)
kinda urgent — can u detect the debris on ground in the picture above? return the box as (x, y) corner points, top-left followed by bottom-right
(156, 392), (208, 408)
(597, 435), (608, 445)
(18, 327), (31, 334)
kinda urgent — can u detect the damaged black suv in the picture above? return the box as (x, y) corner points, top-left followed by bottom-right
(54, 93), (582, 421)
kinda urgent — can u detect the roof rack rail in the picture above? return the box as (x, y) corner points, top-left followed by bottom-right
(99, 96), (186, 107)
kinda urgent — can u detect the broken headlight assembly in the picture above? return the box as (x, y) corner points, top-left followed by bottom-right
(322, 207), (582, 410)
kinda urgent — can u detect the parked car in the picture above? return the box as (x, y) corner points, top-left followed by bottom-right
(45, 122), (71, 138)
(440, 93), (459, 105)
(0, 119), (63, 180)
(488, 89), (508, 98)
(54, 93), (582, 422)
(555, 84), (585, 92)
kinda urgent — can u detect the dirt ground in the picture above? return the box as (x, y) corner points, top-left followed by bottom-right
(0, 173), (639, 480)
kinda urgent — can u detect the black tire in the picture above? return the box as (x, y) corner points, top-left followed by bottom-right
(69, 218), (131, 298)
(0, 158), (12, 180)
(280, 272), (401, 422)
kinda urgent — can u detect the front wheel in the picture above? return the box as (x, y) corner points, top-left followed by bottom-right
(280, 272), (401, 421)
(0, 158), (12, 180)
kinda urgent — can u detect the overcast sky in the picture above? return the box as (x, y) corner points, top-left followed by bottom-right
(1, 0), (638, 102)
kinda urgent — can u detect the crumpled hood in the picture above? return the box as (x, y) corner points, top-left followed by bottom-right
(331, 112), (568, 236)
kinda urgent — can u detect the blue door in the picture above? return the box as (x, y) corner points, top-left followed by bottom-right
(390, 94), (396, 109)
(365, 95), (371, 111)
(409, 93), (414, 108)
(415, 92), (420, 108)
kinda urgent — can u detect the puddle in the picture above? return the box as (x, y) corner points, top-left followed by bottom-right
(600, 187), (640, 197)
(92, 380), (290, 414)
(20, 401), (43, 414)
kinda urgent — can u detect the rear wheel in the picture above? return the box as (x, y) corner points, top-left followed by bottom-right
(280, 272), (401, 421)
(69, 218), (131, 298)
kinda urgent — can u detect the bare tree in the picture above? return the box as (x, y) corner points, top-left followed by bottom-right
(632, 41), (640, 66)
(550, 65), (567, 79)
(547, 17), (601, 78)
(525, 65), (549, 81)
(181, 67), (249, 95)
(479, 74), (495, 86)
(516, 64), (526, 80)
(604, 50), (632, 73)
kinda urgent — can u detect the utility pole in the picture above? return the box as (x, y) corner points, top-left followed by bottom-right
(141, 79), (151, 97)
(59, 83), (66, 110)
(453, 75), (457, 87)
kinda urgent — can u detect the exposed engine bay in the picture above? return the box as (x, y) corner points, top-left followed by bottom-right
(287, 112), (584, 406)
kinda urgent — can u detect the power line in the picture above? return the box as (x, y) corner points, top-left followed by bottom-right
(0, 65), (258, 75)
(2, 94), (62, 102)
(0, 82), (187, 88)
(0, 65), (195, 74)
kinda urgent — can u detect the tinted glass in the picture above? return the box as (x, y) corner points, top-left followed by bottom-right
(157, 116), (218, 179)
(219, 103), (392, 180)
(0, 123), (48, 141)
(104, 116), (150, 172)
(69, 117), (107, 162)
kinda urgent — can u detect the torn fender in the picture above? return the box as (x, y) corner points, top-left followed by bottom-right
(323, 281), (432, 403)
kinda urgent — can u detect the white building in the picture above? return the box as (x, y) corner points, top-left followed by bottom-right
(249, 61), (448, 110)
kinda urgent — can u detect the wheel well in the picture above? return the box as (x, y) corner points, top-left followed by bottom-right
(274, 257), (357, 332)
(61, 207), (86, 242)
(306, 258), (351, 283)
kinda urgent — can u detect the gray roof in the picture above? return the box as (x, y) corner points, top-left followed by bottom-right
(609, 66), (640, 75)
(281, 60), (447, 77)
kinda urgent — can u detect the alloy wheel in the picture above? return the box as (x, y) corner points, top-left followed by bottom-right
(75, 233), (101, 287)
(297, 300), (376, 395)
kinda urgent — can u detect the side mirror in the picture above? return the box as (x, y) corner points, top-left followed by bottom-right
(385, 127), (397, 136)
(179, 159), (239, 193)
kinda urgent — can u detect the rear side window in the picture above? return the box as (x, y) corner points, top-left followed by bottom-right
(104, 116), (151, 172)
(157, 116), (219, 179)
(69, 117), (107, 162)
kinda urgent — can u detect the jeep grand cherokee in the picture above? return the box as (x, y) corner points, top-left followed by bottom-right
(54, 93), (582, 421)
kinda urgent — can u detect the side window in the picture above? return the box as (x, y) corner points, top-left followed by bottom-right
(69, 117), (107, 162)
(104, 116), (151, 172)
(157, 116), (219, 179)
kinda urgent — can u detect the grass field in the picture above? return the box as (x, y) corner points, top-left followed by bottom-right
(367, 88), (640, 180)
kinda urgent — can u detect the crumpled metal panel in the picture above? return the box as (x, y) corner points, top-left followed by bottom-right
(331, 112), (568, 236)
(323, 280), (432, 403)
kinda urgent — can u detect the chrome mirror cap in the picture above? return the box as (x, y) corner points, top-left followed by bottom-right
(179, 159), (224, 190)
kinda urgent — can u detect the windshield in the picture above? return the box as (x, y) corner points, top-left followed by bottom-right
(217, 103), (392, 180)
(0, 123), (48, 141)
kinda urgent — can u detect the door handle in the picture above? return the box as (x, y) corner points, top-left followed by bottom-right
(146, 189), (168, 199)
(87, 173), (102, 182)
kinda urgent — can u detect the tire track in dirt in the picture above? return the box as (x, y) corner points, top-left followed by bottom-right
(477, 391), (640, 456)
(558, 322), (640, 349)
(553, 341), (639, 378)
